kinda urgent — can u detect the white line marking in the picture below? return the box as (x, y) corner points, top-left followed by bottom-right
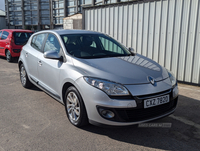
(170, 115), (200, 130)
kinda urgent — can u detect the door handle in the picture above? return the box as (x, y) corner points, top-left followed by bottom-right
(38, 60), (42, 66)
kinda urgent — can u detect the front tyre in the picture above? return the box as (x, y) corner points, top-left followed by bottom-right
(65, 86), (88, 127)
(6, 50), (13, 62)
(20, 64), (33, 88)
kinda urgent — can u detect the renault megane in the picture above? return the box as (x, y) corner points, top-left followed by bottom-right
(18, 30), (178, 127)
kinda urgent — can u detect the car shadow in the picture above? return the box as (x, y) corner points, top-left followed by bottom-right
(30, 86), (42, 92)
(81, 95), (200, 150)
(0, 56), (19, 63)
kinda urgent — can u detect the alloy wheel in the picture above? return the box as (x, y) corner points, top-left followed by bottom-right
(66, 92), (80, 124)
(6, 51), (11, 62)
(20, 66), (27, 86)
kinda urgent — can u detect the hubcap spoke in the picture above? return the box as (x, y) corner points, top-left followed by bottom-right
(74, 95), (78, 105)
(74, 109), (80, 116)
(67, 104), (74, 108)
(68, 107), (73, 113)
(67, 95), (74, 104)
(75, 107), (80, 111)
(72, 111), (77, 120)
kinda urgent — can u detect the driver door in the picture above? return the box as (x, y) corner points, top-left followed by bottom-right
(37, 33), (63, 99)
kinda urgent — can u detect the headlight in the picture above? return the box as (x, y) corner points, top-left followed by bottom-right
(83, 77), (129, 96)
(167, 70), (177, 87)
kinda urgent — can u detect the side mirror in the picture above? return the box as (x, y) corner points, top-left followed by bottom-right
(44, 50), (63, 62)
(128, 47), (135, 55)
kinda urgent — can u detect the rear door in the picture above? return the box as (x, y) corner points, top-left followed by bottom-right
(12, 32), (33, 52)
(0, 31), (9, 55)
(25, 33), (47, 82)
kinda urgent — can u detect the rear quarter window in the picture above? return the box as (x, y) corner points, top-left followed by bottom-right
(0, 31), (2, 38)
(1, 31), (9, 40)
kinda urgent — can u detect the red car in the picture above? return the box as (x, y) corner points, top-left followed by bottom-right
(0, 29), (33, 62)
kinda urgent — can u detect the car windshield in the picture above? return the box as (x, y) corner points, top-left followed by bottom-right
(14, 32), (33, 45)
(61, 34), (131, 59)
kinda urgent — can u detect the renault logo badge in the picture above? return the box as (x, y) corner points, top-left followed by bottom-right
(148, 76), (156, 86)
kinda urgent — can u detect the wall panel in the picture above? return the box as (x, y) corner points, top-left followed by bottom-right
(84, 0), (200, 85)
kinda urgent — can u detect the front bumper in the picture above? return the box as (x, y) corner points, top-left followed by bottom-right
(75, 77), (178, 126)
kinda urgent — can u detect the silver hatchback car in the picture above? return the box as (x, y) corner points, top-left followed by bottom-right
(18, 30), (178, 127)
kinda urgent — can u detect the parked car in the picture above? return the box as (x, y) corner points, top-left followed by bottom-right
(0, 29), (33, 62)
(18, 30), (179, 127)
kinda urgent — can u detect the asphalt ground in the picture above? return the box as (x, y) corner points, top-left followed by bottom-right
(0, 56), (200, 151)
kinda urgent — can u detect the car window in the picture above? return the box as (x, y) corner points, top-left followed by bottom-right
(31, 34), (47, 52)
(63, 36), (68, 43)
(61, 34), (130, 59)
(44, 34), (61, 53)
(91, 41), (97, 48)
(0, 31), (2, 39)
(31, 35), (37, 47)
(99, 36), (124, 54)
(13, 32), (33, 45)
(1, 31), (9, 40)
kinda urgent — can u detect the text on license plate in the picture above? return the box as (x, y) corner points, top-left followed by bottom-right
(144, 95), (169, 109)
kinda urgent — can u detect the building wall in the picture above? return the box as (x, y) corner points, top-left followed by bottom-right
(83, 0), (200, 85)
(0, 16), (7, 29)
(5, 0), (137, 29)
(63, 14), (82, 29)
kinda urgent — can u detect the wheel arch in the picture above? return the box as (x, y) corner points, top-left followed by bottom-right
(18, 60), (23, 70)
(62, 82), (75, 105)
(5, 49), (9, 56)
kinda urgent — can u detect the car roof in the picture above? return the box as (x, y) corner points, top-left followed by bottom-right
(1, 29), (33, 33)
(51, 29), (103, 35)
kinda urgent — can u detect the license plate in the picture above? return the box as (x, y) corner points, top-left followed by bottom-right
(144, 95), (169, 109)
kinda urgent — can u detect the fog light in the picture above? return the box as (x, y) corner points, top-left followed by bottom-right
(100, 110), (115, 119)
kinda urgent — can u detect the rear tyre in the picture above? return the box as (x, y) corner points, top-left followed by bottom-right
(6, 50), (13, 62)
(20, 64), (33, 88)
(65, 86), (88, 127)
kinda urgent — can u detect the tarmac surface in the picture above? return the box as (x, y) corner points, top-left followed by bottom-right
(0, 57), (200, 151)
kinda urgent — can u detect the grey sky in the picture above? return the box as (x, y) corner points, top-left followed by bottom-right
(0, 0), (5, 11)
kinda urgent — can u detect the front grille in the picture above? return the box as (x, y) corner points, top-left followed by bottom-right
(136, 89), (171, 99)
(115, 98), (178, 122)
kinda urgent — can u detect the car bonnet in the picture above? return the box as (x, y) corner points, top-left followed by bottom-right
(72, 54), (169, 85)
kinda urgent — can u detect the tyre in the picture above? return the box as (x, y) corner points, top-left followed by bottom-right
(20, 64), (33, 88)
(65, 86), (88, 127)
(6, 50), (13, 62)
